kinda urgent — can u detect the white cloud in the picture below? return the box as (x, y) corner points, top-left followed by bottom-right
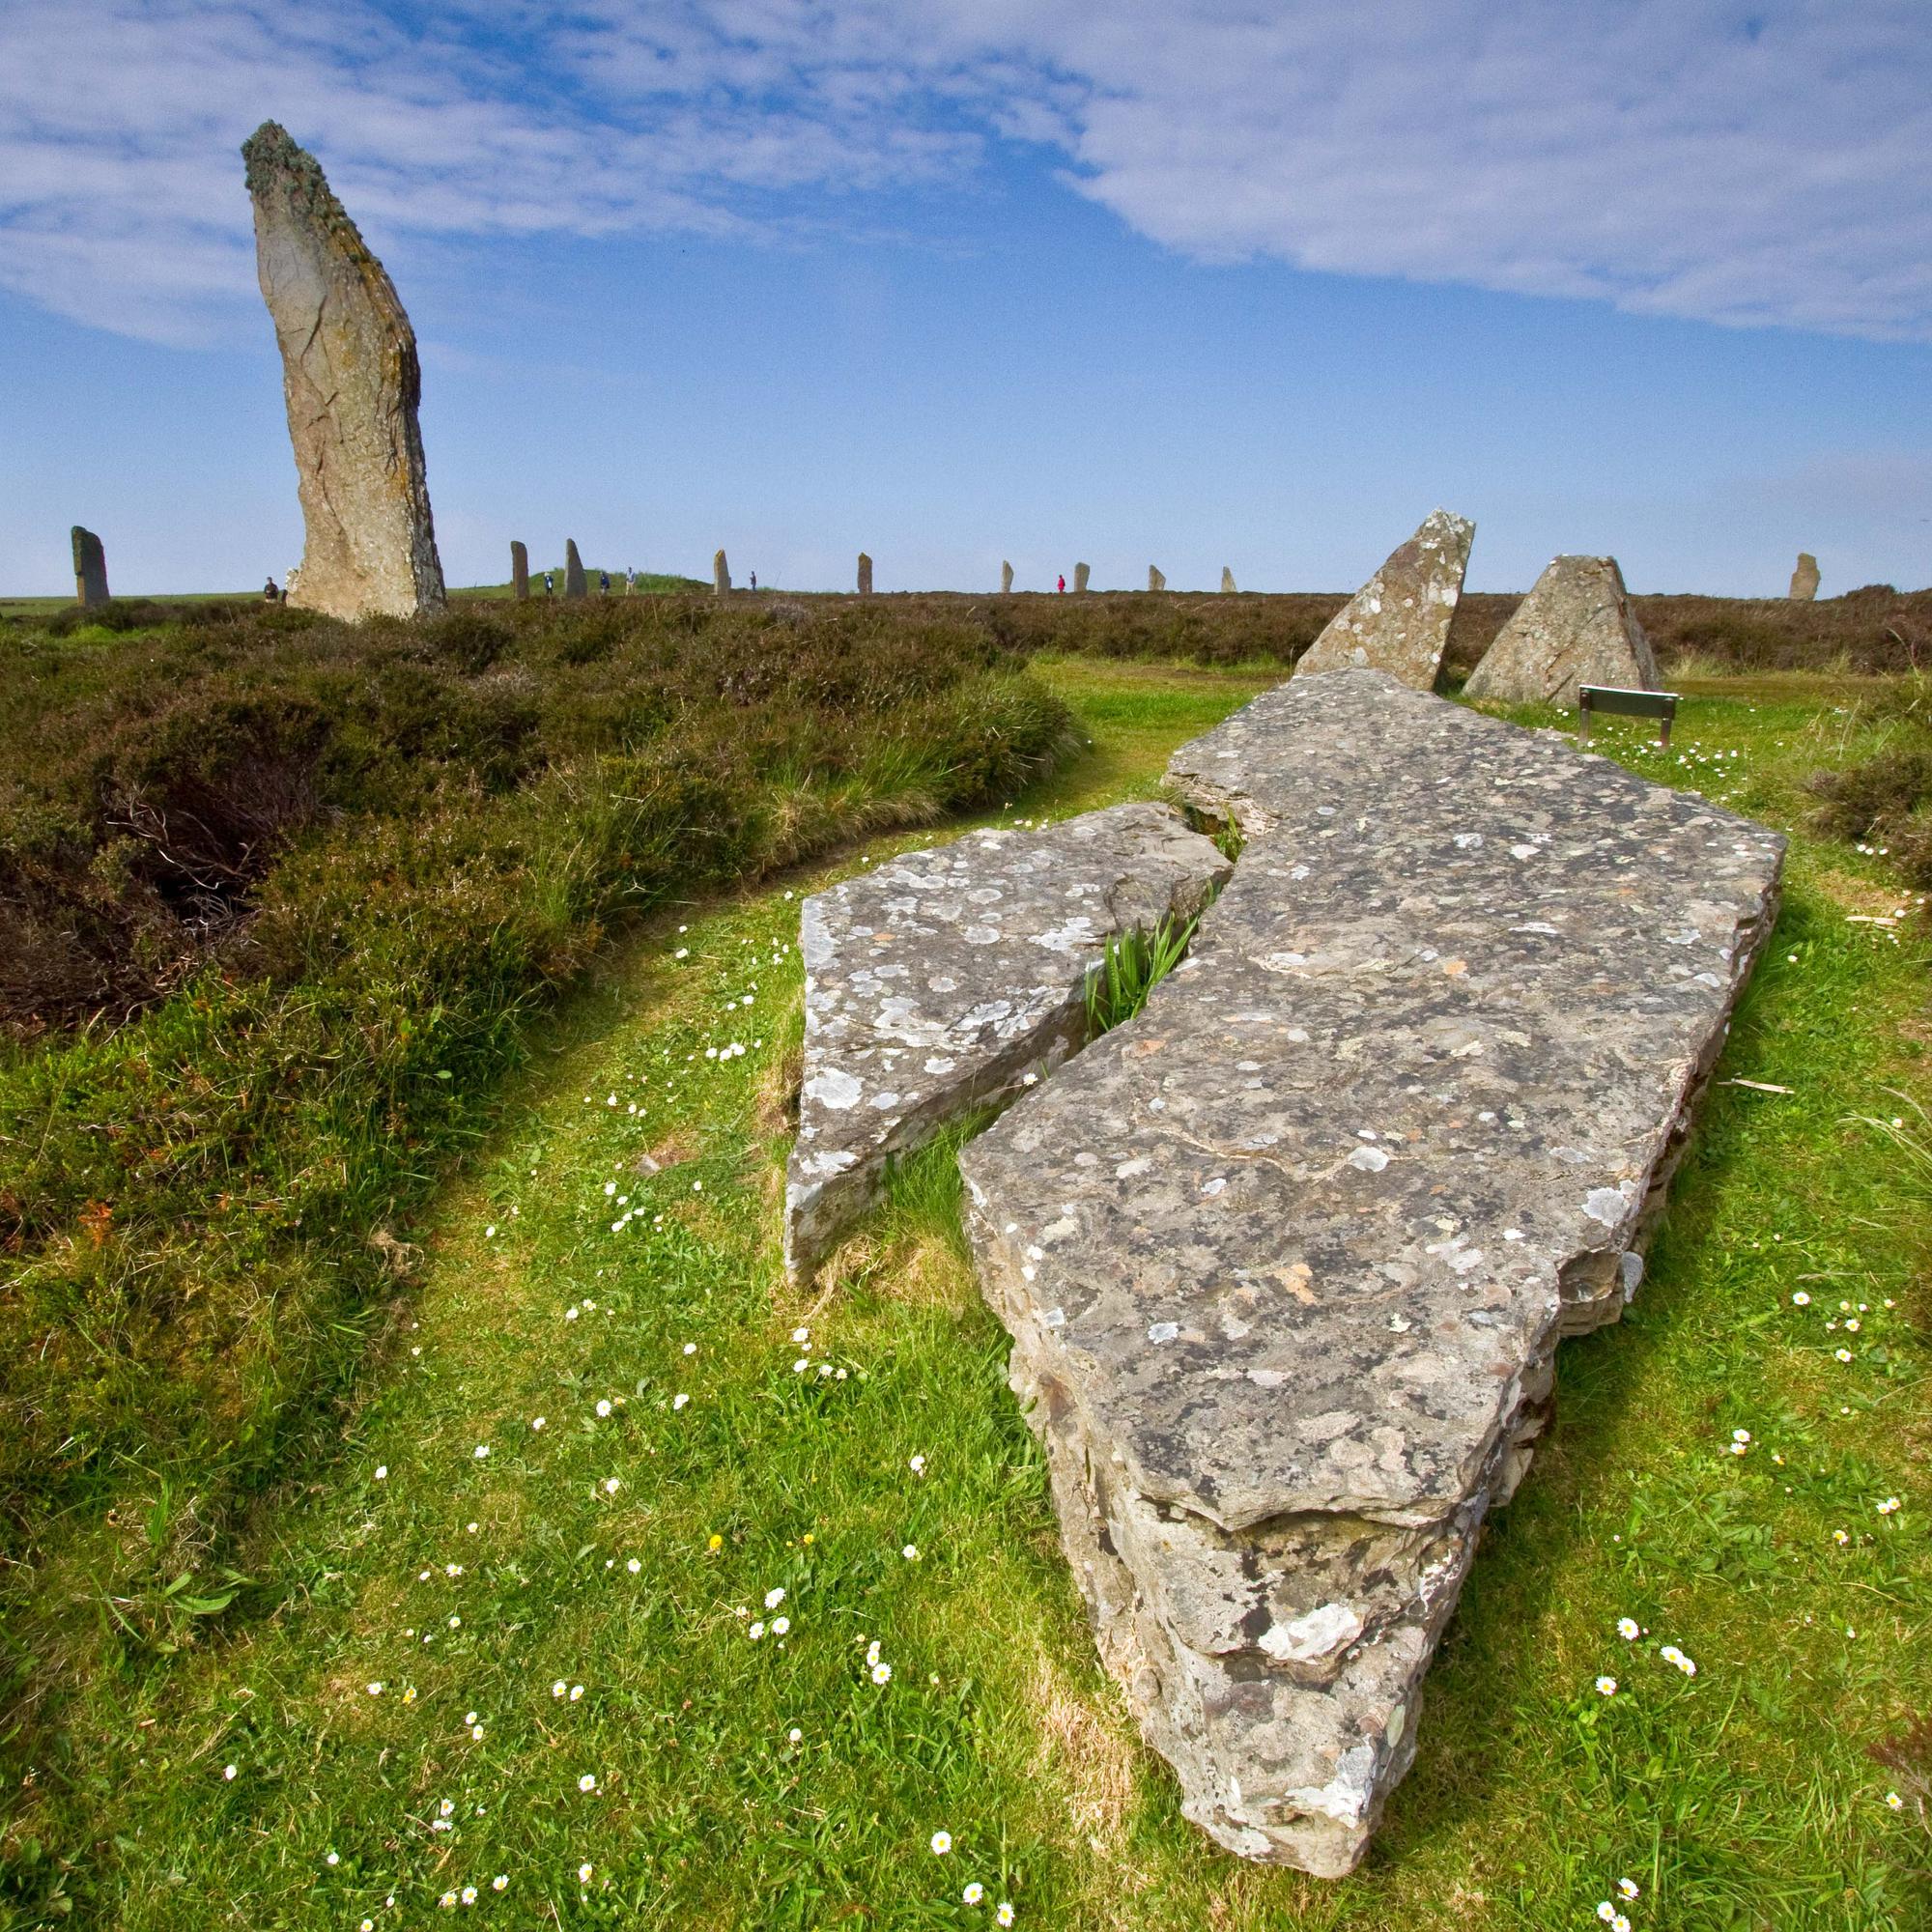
(0, 0), (1927, 345)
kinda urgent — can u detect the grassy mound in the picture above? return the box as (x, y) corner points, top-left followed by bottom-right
(0, 597), (1071, 1695)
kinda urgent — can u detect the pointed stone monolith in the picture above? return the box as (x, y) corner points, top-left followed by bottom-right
(510, 541), (529, 600)
(714, 550), (731, 595)
(242, 121), (444, 621)
(1001, 560), (1014, 594)
(1074, 562), (1091, 593)
(1463, 555), (1659, 708)
(857, 552), (873, 595)
(1790, 553), (1820, 601)
(1292, 510), (1473, 691)
(1221, 567), (1236, 594)
(564, 540), (586, 599)
(1149, 565), (1166, 592)
(71, 527), (109, 607)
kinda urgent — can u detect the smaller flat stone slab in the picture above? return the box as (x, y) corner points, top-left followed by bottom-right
(1293, 510), (1473, 691)
(1463, 554), (1659, 708)
(784, 804), (1229, 1281)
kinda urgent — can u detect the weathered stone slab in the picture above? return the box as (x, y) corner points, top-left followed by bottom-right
(1221, 567), (1237, 594)
(1001, 560), (1014, 594)
(510, 540), (529, 600)
(1463, 554), (1659, 708)
(564, 540), (587, 599)
(785, 804), (1230, 1283)
(242, 121), (445, 621)
(857, 553), (873, 595)
(1074, 562), (1091, 593)
(1150, 565), (1166, 592)
(1790, 552), (1820, 601)
(714, 549), (731, 595)
(962, 668), (1782, 1875)
(71, 526), (108, 607)
(1293, 510), (1473, 691)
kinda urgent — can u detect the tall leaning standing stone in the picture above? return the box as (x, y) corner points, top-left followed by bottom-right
(1001, 560), (1014, 594)
(1790, 552), (1820, 601)
(564, 540), (587, 599)
(1463, 554), (1659, 708)
(1293, 509), (1473, 691)
(1074, 562), (1091, 593)
(242, 122), (444, 621)
(714, 550), (731, 595)
(857, 552), (873, 596)
(1221, 567), (1236, 594)
(1149, 565), (1166, 592)
(510, 541), (529, 600)
(71, 526), (109, 607)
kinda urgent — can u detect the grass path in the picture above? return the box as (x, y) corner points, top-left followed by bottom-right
(21, 664), (1932, 1930)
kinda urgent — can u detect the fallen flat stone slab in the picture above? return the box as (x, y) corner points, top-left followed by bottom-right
(1463, 554), (1659, 708)
(785, 804), (1229, 1282)
(1292, 510), (1473, 691)
(961, 668), (1782, 1875)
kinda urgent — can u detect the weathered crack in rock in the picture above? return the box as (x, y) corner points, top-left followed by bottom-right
(784, 804), (1230, 1282)
(1292, 510), (1473, 691)
(961, 668), (1782, 1875)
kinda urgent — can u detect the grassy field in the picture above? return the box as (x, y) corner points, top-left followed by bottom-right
(5, 655), (1926, 1928)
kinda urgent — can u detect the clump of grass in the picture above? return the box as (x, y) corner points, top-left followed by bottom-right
(1083, 912), (1198, 1036)
(1806, 744), (1932, 890)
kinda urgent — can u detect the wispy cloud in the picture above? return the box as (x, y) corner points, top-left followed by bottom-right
(1, 0), (1927, 346)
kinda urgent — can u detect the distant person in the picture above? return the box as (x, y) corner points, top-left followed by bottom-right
(263, 576), (279, 602)
(625, 567), (637, 595)
(1057, 573), (1065, 594)
(749, 571), (757, 591)
(598, 569), (611, 595)
(543, 571), (554, 597)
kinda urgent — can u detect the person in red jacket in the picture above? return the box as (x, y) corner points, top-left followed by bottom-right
(1057, 573), (1065, 593)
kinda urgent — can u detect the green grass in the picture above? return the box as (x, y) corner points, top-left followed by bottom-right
(5, 662), (1930, 1929)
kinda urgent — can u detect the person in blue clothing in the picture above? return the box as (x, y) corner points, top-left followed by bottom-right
(598, 569), (611, 594)
(543, 571), (554, 596)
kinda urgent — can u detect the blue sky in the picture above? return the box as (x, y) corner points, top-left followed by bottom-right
(3, 0), (1929, 597)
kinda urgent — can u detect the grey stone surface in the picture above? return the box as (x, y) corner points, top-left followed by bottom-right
(1463, 555), (1659, 708)
(510, 540), (528, 600)
(857, 552), (873, 596)
(962, 668), (1782, 1875)
(785, 805), (1230, 1283)
(1790, 552), (1820, 601)
(1001, 560), (1014, 594)
(242, 121), (445, 621)
(1074, 562), (1091, 593)
(1222, 567), (1237, 594)
(1150, 565), (1167, 592)
(71, 526), (108, 607)
(1293, 510), (1473, 691)
(714, 549), (731, 595)
(564, 540), (586, 599)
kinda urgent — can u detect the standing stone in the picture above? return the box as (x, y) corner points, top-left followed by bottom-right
(510, 541), (529, 600)
(1292, 509), (1474, 691)
(857, 552), (873, 596)
(1001, 560), (1014, 594)
(1790, 553), (1820, 601)
(242, 122), (445, 621)
(1463, 555), (1660, 708)
(1221, 567), (1237, 594)
(71, 527), (108, 608)
(564, 540), (586, 599)
(714, 550), (731, 595)
(1149, 565), (1167, 592)
(1074, 562), (1092, 594)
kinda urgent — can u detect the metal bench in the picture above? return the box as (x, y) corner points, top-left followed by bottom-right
(1578, 684), (1679, 750)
